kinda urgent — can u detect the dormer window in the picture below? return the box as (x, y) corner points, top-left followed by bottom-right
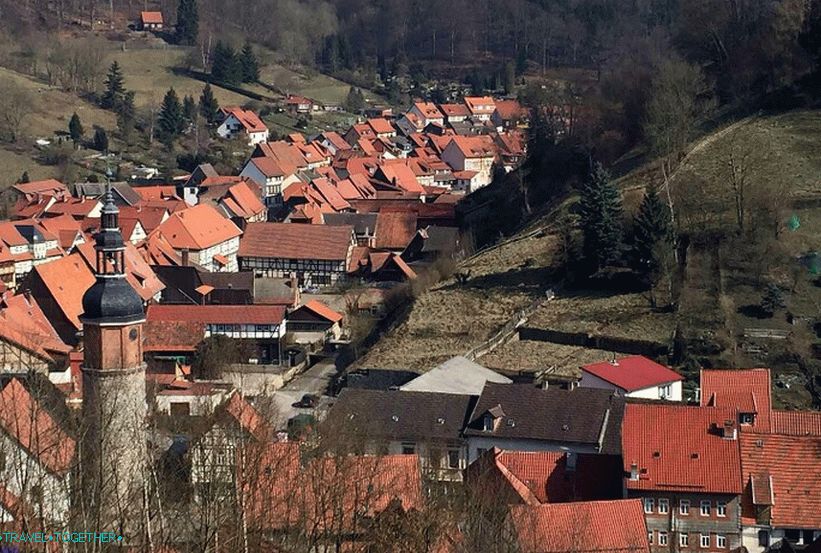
(483, 415), (494, 432)
(740, 413), (755, 425)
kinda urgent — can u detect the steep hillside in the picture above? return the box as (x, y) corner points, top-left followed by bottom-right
(358, 110), (821, 408)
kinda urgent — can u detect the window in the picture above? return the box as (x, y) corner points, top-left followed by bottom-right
(700, 500), (711, 516)
(447, 449), (461, 469)
(483, 415), (494, 432)
(648, 532), (654, 545)
(401, 442), (416, 455)
(644, 498), (655, 513)
(659, 384), (672, 398)
(758, 531), (770, 547)
(716, 501), (726, 517)
(680, 533), (690, 548)
(700, 534), (710, 548)
(739, 413), (755, 425)
(717, 535), (727, 548)
(659, 532), (668, 546)
(659, 498), (669, 514)
(680, 499), (691, 515)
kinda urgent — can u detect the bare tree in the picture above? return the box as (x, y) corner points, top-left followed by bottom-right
(0, 81), (32, 143)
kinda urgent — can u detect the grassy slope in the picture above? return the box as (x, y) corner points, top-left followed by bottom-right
(259, 63), (383, 106)
(360, 110), (821, 408)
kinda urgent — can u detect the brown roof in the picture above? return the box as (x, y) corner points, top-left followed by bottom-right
(239, 222), (353, 261)
(146, 304), (286, 325)
(375, 211), (417, 250)
(143, 319), (204, 352)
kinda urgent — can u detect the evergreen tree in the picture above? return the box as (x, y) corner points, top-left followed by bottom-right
(18, 171), (30, 184)
(198, 83), (220, 125)
(344, 86), (365, 113)
(93, 128), (109, 152)
(760, 283), (786, 316)
(211, 41), (241, 84)
(116, 91), (137, 139)
(516, 47), (528, 75)
(239, 39), (260, 83)
(101, 61), (126, 110)
(633, 183), (674, 277)
(176, 0), (199, 45)
(158, 88), (184, 144)
(182, 94), (197, 124)
(68, 113), (84, 145)
(579, 162), (625, 272)
(502, 61), (516, 94)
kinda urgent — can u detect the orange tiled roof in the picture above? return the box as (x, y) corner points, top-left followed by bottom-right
(0, 379), (75, 475)
(701, 368), (772, 432)
(300, 299), (343, 323)
(413, 102), (443, 120)
(221, 106), (268, 133)
(375, 211), (417, 250)
(31, 254), (97, 331)
(463, 96), (496, 114)
(140, 11), (163, 24)
(494, 99), (527, 120)
(367, 118), (395, 135)
(739, 432), (821, 528)
(622, 403), (743, 494)
(239, 222), (353, 261)
(222, 392), (271, 441)
(12, 179), (68, 198)
(508, 499), (649, 553)
(771, 410), (821, 436)
(154, 204), (242, 251)
(448, 135), (497, 159)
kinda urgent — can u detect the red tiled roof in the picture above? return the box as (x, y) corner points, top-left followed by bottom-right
(300, 299), (343, 323)
(376, 162), (425, 194)
(439, 103), (470, 117)
(701, 369), (772, 432)
(242, 444), (422, 532)
(412, 102), (443, 120)
(622, 403), (742, 494)
(154, 204), (241, 251)
(367, 118), (395, 135)
(320, 131), (351, 151)
(739, 433), (821, 528)
(239, 222), (353, 261)
(463, 96), (497, 114)
(143, 319), (204, 352)
(494, 99), (526, 120)
(581, 355), (682, 392)
(375, 211), (417, 250)
(312, 178), (351, 211)
(222, 392), (271, 441)
(133, 186), (178, 201)
(12, 179), (68, 198)
(119, 205), (168, 234)
(771, 410), (821, 436)
(74, 240), (164, 302)
(448, 135), (497, 159)
(140, 10), (163, 24)
(32, 254), (97, 330)
(508, 499), (650, 553)
(0, 379), (75, 475)
(221, 106), (268, 133)
(146, 304), (286, 325)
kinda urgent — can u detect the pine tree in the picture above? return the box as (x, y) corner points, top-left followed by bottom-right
(344, 86), (365, 113)
(158, 88), (184, 144)
(239, 39), (260, 83)
(93, 128), (109, 152)
(101, 61), (126, 110)
(633, 183), (674, 277)
(176, 0), (199, 45)
(211, 41), (240, 85)
(116, 91), (137, 139)
(68, 113), (84, 145)
(760, 283), (786, 317)
(182, 94), (197, 124)
(579, 162), (625, 272)
(198, 83), (220, 125)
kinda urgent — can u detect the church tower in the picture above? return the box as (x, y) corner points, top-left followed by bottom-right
(80, 185), (147, 533)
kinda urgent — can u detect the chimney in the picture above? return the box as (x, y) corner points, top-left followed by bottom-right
(181, 248), (190, 267)
(629, 462), (639, 481)
(722, 419), (737, 440)
(610, 352), (618, 366)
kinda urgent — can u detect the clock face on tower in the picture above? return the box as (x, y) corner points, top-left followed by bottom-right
(129, 328), (139, 341)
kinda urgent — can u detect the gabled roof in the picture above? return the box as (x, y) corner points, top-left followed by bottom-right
(412, 102), (444, 120)
(221, 106), (268, 133)
(375, 211), (417, 250)
(12, 179), (68, 198)
(331, 388), (473, 442)
(465, 383), (624, 454)
(367, 117), (395, 135)
(493, 99), (527, 121)
(146, 304), (285, 325)
(239, 222), (353, 261)
(319, 131), (351, 151)
(771, 410), (821, 436)
(30, 254), (97, 331)
(400, 356), (511, 395)
(508, 500), (649, 553)
(463, 96), (496, 114)
(439, 103), (470, 117)
(74, 241), (165, 302)
(375, 163), (425, 194)
(622, 403), (742, 494)
(296, 300), (343, 323)
(700, 368), (772, 432)
(153, 204), (242, 251)
(140, 10), (163, 24)
(581, 355), (682, 392)
(221, 392), (271, 441)
(0, 379), (75, 475)
(740, 433), (821, 528)
(446, 135), (497, 159)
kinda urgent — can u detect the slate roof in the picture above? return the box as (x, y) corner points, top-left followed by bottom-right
(464, 383), (624, 455)
(581, 355), (682, 392)
(331, 388), (474, 442)
(323, 212), (378, 235)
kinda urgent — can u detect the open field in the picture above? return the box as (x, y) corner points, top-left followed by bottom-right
(477, 338), (607, 378)
(0, 148), (58, 190)
(259, 63), (383, 106)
